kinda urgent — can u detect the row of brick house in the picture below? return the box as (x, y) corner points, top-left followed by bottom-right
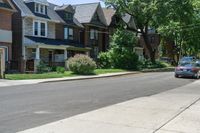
(0, 0), (16, 77)
(0, 0), (160, 74)
(9, 0), (118, 73)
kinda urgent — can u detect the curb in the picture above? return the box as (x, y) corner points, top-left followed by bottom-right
(40, 72), (141, 83)
(141, 67), (175, 73)
(40, 68), (174, 84)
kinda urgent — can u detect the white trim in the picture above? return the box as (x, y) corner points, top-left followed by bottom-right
(33, 20), (48, 37)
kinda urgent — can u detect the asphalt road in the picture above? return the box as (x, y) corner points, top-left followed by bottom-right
(0, 72), (196, 133)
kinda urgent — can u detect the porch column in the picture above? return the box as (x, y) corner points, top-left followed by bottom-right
(22, 46), (26, 73)
(36, 47), (40, 60)
(64, 49), (68, 69)
(0, 48), (5, 79)
(34, 47), (40, 72)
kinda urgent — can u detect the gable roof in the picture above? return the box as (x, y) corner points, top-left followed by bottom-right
(102, 8), (116, 26)
(73, 2), (107, 26)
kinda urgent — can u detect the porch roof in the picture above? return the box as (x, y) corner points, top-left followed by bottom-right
(25, 36), (86, 48)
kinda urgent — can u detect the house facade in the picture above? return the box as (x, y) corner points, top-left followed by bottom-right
(139, 29), (160, 59)
(11, 0), (111, 72)
(0, 0), (16, 76)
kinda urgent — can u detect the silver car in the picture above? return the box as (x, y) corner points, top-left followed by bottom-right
(175, 62), (200, 79)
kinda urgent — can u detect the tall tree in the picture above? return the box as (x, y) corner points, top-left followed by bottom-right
(105, 0), (194, 62)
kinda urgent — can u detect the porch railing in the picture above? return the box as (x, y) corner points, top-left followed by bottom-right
(26, 60), (65, 72)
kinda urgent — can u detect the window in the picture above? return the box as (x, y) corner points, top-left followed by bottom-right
(34, 21), (39, 36)
(35, 3), (39, 13)
(68, 28), (73, 40)
(64, 27), (73, 40)
(65, 13), (73, 21)
(64, 28), (68, 39)
(33, 21), (47, 37)
(90, 29), (98, 40)
(40, 23), (46, 36)
(35, 3), (46, 15)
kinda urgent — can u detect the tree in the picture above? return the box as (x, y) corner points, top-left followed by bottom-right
(105, 0), (194, 62)
(98, 28), (139, 70)
(159, 0), (200, 61)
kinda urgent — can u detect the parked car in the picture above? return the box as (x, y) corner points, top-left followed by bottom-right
(175, 62), (200, 79)
(179, 56), (196, 64)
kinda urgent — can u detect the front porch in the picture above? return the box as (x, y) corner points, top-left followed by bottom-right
(25, 46), (89, 72)
(23, 36), (90, 72)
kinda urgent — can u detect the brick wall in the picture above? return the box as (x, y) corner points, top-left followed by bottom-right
(0, 9), (12, 31)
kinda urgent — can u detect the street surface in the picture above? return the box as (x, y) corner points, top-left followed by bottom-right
(0, 72), (195, 133)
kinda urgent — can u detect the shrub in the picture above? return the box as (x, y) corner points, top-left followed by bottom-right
(56, 67), (65, 73)
(97, 50), (139, 70)
(97, 52), (112, 69)
(36, 61), (51, 73)
(140, 60), (170, 69)
(67, 54), (97, 75)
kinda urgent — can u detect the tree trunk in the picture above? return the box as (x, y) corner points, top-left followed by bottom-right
(142, 33), (156, 63)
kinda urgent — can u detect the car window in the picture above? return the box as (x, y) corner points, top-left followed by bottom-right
(179, 63), (196, 67)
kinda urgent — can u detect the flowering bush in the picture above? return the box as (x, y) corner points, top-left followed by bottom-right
(67, 54), (97, 74)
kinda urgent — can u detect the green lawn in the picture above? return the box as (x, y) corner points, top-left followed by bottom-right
(6, 69), (128, 80)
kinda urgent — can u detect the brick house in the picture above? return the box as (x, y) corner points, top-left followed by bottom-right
(11, 0), (112, 72)
(74, 3), (110, 58)
(0, 0), (16, 75)
(139, 29), (160, 59)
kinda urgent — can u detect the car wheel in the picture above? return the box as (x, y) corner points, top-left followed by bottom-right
(194, 72), (199, 79)
(175, 74), (179, 78)
(196, 72), (200, 79)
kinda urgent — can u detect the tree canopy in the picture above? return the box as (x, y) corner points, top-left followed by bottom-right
(105, 0), (198, 62)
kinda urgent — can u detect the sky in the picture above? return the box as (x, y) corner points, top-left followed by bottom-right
(47, 0), (105, 6)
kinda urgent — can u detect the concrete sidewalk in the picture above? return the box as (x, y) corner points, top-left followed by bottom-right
(17, 80), (200, 133)
(0, 72), (138, 87)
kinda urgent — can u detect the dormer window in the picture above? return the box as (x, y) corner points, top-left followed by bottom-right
(65, 13), (73, 21)
(35, 3), (46, 15)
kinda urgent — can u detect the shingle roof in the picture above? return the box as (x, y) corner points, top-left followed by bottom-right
(12, 0), (65, 23)
(102, 8), (116, 26)
(25, 36), (86, 48)
(54, 4), (70, 11)
(74, 3), (100, 24)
